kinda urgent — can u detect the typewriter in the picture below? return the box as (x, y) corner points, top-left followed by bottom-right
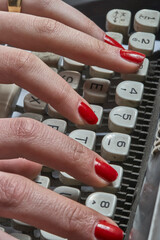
(0, 0), (160, 239)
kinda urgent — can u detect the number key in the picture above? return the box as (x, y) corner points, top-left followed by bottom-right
(108, 106), (138, 134)
(85, 192), (117, 218)
(129, 32), (155, 56)
(59, 70), (81, 90)
(115, 81), (144, 107)
(101, 132), (131, 161)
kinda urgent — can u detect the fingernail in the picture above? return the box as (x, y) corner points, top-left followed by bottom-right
(95, 158), (118, 182)
(78, 102), (98, 125)
(120, 49), (145, 64)
(95, 220), (124, 240)
(104, 34), (124, 49)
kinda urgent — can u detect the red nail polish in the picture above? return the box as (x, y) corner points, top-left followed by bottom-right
(120, 49), (145, 64)
(104, 34), (124, 49)
(95, 158), (118, 182)
(78, 102), (98, 125)
(95, 220), (124, 240)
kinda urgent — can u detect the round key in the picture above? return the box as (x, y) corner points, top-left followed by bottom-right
(85, 192), (117, 218)
(34, 175), (50, 189)
(96, 165), (123, 193)
(19, 112), (44, 122)
(32, 52), (60, 68)
(69, 129), (96, 150)
(101, 132), (131, 161)
(59, 172), (81, 186)
(24, 93), (47, 114)
(129, 32), (155, 56)
(40, 230), (67, 240)
(43, 119), (67, 133)
(121, 58), (149, 82)
(59, 70), (81, 90)
(62, 57), (85, 71)
(106, 9), (131, 37)
(89, 66), (114, 79)
(108, 106), (138, 134)
(83, 78), (110, 104)
(0, 227), (5, 232)
(115, 81), (144, 107)
(134, 9), (160, 34)
(76, 105), (103, 131)
(10, 233), (32, 240)
(47, 104), (64, 119)
(106, 32), (123, 45)
(54, 186), (81, 201)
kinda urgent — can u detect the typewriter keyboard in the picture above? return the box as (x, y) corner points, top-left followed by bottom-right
(0, 8), (160, 240)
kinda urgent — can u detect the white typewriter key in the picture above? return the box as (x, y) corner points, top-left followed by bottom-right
(59, 70), (81, 90)
(69, 129), (96, 150)
(134, 9), (160, 34)
(43, 119), (67, 133)
(10, 233), (32, 240)
(101, 132), (131, 161)
(89, 66), (114, 79)
(0, 84), (21, 117)
(12, 219), (34, 231)
(129, 32), (155, 56)
(24, 93), (47, 114)
(121, 58), (149, 82)
(47, 104), (64, 119)
(62, 57), (85, 71)
(50, 67), (58, 73)
(34, 175), (50, 188)
(59, 172), (81, 186)
(83, 78), (110, 104)
(99, 165), (123, 193)
(40, 230), (67, 240)
(115, 81), (144, 107)
(106, 32), (123, 44)
(106, 9), (131, 37)
(54, 186), (81, 201)
(32, 52), (60, 68)
(77, 105), (103, 131)
(108, 106), (138, 134)
(0, 227), (5, 231)
(85, 192), (117, 218)
(19, 112), (44, 122)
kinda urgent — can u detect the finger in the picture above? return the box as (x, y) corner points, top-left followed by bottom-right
(0, 118), (118, 187)
(1, 0), (104, 41)
(0, 171), (124, 240)
(0, 45), (98, 125)
(0, 231), (17, 240)
(0, 12), (144, 73)
(0, 158), (42, 179)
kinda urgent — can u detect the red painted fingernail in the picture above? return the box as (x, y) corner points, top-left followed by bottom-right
(95, 220), (124, 240)
(104, 34), (124, 49)
(78, 102), (98, 125)
(120, 49), (145, 64)
(95, 158), (118, 182)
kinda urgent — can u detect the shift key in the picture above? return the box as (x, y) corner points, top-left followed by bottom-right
(0, 84), (21, 117)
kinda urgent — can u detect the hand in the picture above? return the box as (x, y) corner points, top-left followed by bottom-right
(0, 0), (145, 239)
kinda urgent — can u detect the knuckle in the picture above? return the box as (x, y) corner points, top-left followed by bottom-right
(32, 16), (60, 35)
(66, 205), (83, 234)
(0, 172), (28, 208)
(55, 82), (72, 108)
(95, 39), (107, 55)
(71, 141), (87, 167)
(10, 117), (40, 140)
(66, 205), (95, 237)
(39, 0), (58, 8)
(2, 50), (33, 78)
(85, 18), (97, 35)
